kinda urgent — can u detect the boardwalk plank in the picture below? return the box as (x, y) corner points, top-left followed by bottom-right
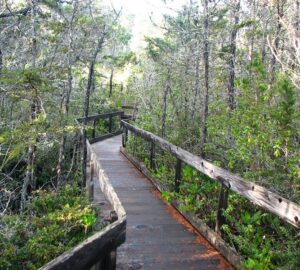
(92, 135), (234, 270)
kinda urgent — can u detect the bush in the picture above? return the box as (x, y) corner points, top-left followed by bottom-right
(0, 185), (97, 270)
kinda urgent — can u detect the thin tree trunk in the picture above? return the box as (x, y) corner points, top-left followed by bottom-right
(200, 0), (210, 158)
(21, 0), (38, 211)
(109, 69), (114, 97)
(227, 0), (240, 111)
(57, 65), (73, 187)
(184, 51), (191, 122)
(161, 68), (171, 139)
(31, 0), (37, 68)
(295, 0), (299, 49)
(249, 0), (256, 66)
(269, 0), (285, 91)
(161, 84), (169, 138)
(82, 27), (106, 187)
(191, 45), (200, 120)
(0, 48), (2, 74)
(296, 0), (300, 33)
(57, 6), (76, 186)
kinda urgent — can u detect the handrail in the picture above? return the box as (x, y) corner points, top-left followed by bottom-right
(41, 112), (127, 270)
(121, 120), (300, 229)
(77, 111), (126, 144)
(77, 111), (124, 123)
(40, 219), (125, 270)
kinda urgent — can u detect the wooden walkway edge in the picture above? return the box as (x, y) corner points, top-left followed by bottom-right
(92, 135), (234, 270)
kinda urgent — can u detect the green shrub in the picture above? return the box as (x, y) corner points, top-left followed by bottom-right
(0, 185), (97, 270)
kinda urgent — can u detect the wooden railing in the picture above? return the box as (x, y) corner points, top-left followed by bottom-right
(121, 119), (300, 268)
(77, 111), (125, 143)
(41, 112), (127, 270)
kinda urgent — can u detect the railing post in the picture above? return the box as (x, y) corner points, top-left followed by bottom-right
(120, 112), (124, 129)
(89, 159), (94, 201)
(215, 184), (229, 235)
(92, 119), (96, 139)
(100, 211), (117, 270)
(175, 158), (182, 192)
(82, 128), (87, 188)
(75, 131), (81, 168)
(122, 127), (128, 148)
(133, 133), (137, 157)
(150, 142), (156, 170)
(109, 115), (112, 133)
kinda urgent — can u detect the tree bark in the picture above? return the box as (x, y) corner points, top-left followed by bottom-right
(269, 0), (285, 91)
(296, 0), (300, 34)
(109, 69), (114, 97)
(161, 84), (169, 138)
(227, 0), (240, 111)
(191, 44), (200, 120)
(21, 0), (38, 211)
(82, 27), (107, 187)
(200, 0), (209, 158)
(0, 7), (30, 18)
(57, 2), (77, 187)
(0, 48), (2, 74)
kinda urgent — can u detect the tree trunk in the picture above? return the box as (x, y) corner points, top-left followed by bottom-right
(22, 0), (38, 211)
(200, 0), (209, 158)
(296, 0), (300, 33)
(184, 50), (191, 123)
(161, 84), (169, 138)
(31, 0), (37, 68)
(191, 44), (200, 120)
(161, 68), (171, 139)
(248, 0), (256, 66)
(0, 48), (2, 74)
(82, 27), (106, 187)
(109, 69), (114, 97)
(227, 0), (240, 111)
(57, 5), (76, 187)
(269, 0), (285, 91)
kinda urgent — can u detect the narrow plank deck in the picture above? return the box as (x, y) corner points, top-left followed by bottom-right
(92, 135), (234, 270)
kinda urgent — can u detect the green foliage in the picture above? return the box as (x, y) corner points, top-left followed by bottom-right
(145, 37), (175, 61)
(207, 62), (299, 199)
(0, 185), (97, 270)
(125, 118), (300, 268)
(222, 193), (300, 270)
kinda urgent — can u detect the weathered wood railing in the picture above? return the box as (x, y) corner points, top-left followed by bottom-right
(41, 113), (127, 270)
(77, 111), (125, 143)
(121, 119), (300, 268)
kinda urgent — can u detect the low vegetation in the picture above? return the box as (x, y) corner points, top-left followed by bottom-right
(0, 185), (98, 270)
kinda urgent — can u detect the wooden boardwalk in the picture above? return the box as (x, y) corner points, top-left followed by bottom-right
(92, 135), (234, 270)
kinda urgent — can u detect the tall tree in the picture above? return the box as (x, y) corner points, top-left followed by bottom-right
(268, 0), (286, 92)
(21, 0), (38, 211)
(227, 0), (240, 110)
(199, 0), (210, 157)
(82, 26), (107, 187)
(57, 0), (78, 187)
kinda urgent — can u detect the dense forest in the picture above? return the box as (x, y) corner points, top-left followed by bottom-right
(0, 0), (299, 269)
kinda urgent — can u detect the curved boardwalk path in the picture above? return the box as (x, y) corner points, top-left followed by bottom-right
(92, 135), (234, 270)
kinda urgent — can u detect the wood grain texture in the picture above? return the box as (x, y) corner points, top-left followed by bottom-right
(121, 120), (300, 229)
(40, 219), (126, 270)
